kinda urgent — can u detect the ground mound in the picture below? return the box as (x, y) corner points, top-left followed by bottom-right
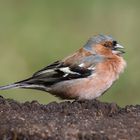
(0, 96), (139, 140)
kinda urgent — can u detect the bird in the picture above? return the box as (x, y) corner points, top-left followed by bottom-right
(0, 34), (126, 100)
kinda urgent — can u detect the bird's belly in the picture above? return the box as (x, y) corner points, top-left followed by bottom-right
(49, 74), (116, 100)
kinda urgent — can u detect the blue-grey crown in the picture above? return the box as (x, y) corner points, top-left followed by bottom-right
(84, 34), (115, 51)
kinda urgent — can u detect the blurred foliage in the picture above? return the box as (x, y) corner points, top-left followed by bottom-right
(0, 0), (139, 106)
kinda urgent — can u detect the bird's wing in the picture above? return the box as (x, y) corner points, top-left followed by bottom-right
(28, 53), (105, 86)
(0, 60), (93, 91)
(33, 61), (61, 77)
(0, 55), (101, 91)
(32, 60), (93, 83)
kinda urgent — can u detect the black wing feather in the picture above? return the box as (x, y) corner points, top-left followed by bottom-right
(33, 61), (61, 76)
(16, 61), (93, 87)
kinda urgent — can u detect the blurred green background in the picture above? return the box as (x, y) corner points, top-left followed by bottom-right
(0, 0), (139, 106)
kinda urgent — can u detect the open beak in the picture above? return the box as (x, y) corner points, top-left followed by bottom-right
(112, 44), (125, 55)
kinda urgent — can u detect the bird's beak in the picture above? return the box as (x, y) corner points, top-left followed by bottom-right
(115, 44), (124, 49)
(112, 44), (125, 55)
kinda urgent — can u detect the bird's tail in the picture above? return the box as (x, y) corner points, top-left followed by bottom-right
(0, 77), (32, 90)
(0, 76), (31, 90)
(0, 83), (26, 90)
(0, 77), (47, 91)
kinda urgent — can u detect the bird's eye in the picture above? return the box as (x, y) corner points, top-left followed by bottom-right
(103, 41), (112, 48)
(112, 41), (117, 46)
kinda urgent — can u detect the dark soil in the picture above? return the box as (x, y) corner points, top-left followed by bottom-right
(0, 96), (139, 140)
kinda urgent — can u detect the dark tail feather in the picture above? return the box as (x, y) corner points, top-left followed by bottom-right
(0, 83), (21, 90)
(0, 83), (47, 91)
(0, 78), (47, 91)
(0, 77), (33, 90)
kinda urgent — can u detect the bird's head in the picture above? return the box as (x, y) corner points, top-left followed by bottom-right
(84, 34), (125, 57)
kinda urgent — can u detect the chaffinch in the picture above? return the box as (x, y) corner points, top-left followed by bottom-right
(0, 34), (126, 100)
